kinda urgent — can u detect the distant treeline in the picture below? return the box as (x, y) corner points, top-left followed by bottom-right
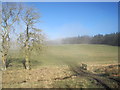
(62, 32), (120, 46)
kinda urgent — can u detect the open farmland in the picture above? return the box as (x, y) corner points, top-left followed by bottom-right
(2, 44), (119, 88)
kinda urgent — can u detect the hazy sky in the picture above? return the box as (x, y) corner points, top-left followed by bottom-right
(23, 2), (118, 40)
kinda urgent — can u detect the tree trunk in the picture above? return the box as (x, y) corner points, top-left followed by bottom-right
(2, 54), (7, 70)
(25, 25), (30, 70)
(25, 51), (30, 70)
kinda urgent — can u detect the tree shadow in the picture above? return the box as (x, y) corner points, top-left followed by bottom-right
(22, 59), (42, 69)
(6, 59), (13, 68)
(6, 58), (26, 69)
(6, 58), (42, 69)
(21, 60), (26, 69)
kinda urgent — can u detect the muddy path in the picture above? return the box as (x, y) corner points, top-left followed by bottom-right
(68, 65), (119, 89)
(108, 77), (120, 85)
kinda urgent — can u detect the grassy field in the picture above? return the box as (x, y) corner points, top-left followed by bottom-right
(2, 44), (119, 88)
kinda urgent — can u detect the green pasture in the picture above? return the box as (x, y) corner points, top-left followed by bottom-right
(7, 44), (118, 69)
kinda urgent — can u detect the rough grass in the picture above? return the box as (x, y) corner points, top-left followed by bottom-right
(2, 44), (119, 88)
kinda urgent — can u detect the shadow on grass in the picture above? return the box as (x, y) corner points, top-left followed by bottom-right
(6, 59), (13, 68)
(6, 58), (42, 69)
(6, 58), (24, 68)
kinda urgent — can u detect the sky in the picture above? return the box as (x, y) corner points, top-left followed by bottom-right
(21, 2), (118, 40)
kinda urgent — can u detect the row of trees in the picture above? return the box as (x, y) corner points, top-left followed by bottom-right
(62, 35), (92, 44)
(0, 3), (44, 70)
(62, 32), (120, 46)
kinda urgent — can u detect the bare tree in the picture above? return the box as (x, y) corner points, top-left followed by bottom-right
(18, 6), (45, 70)
(0, 3), (21, 70)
